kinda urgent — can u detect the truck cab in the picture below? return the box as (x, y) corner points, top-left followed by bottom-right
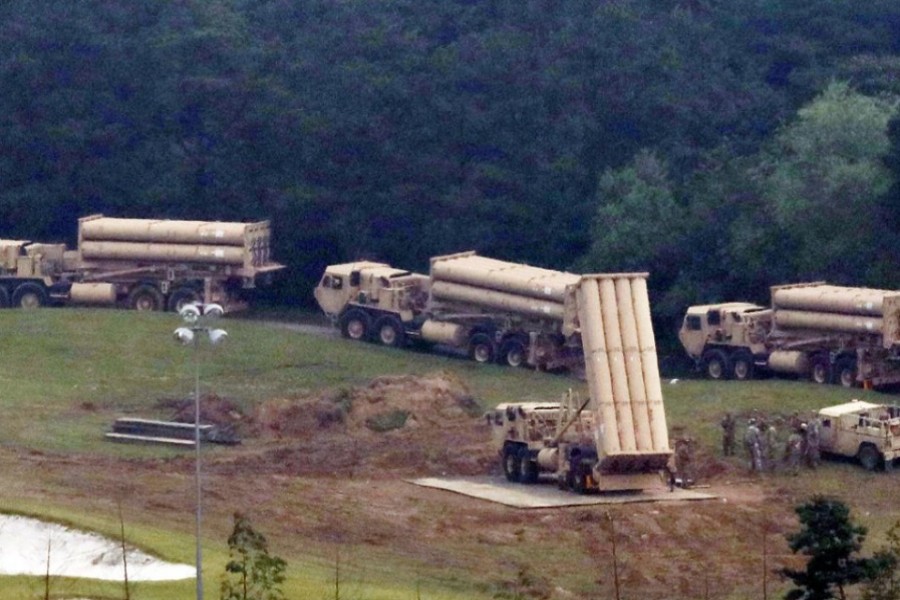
(314, 261), (430, 343)
(679, 302), (772, 380)
(818, 400), (900, 471)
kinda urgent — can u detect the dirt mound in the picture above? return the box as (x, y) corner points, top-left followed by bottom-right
(227, 372), (492, 478)
(253, 371), (481, 438)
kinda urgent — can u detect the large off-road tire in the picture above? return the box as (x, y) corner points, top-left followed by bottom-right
(12, 283), (47, 309)
(502, 446), (522, 483)
(858, 445), (881, 472)
(167, 287), (201, 313)
(373, 315), (405, 348)
(0, 286), (10, 308)
(810, 355), (831, 385)
(834, 357), (858, 388)
(469, 333), (496, 364)
(518, 448), (539, 484)
(731, 351), (755, 381)
(702, 349), (731, 380)
(127, 284), (164, 311)
(339, 310), (370, 341)
(499, 339), (527, 368)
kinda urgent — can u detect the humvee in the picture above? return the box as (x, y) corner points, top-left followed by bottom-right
(818, 400), (900, 471)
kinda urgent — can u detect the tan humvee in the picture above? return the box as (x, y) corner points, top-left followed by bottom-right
(818, 400), (900, 471)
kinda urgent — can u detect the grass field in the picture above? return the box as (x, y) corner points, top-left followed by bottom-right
(0, 308), (897, 599)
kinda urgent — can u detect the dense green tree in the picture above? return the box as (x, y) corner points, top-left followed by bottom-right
(782, 496), (873, 600)
(759, 81), (896, 285)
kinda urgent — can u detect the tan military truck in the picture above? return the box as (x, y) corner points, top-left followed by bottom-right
(487, 273), (672, 493)
(314, 251), (585, 370)
(0, 215), (283, 311)
(679, 283), (900, 388)
(818, 400), (900, 471)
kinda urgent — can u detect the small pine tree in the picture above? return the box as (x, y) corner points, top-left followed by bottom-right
(782, 496), (873, 600)
(220, 512), (287, 600)
(863, 520), (900, 600)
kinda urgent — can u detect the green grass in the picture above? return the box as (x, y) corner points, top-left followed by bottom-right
(0, 308), (573, 599)
(0, 309), (574, 455)
(0, 308), (896, 599)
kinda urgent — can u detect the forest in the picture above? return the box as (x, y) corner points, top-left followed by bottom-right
(3, 0), (900, 339)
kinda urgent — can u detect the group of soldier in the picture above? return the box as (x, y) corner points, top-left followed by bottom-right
(668, 410), (822, 489)
(721, 411), (820, 475)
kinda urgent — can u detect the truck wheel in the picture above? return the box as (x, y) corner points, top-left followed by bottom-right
(374, 316), (405, 348)
(128, 285), (164, 311)
(858, 444), (881, 471)
(502, 446), (522, 482)
(339, 310), (370, 341)
(0, 287), (9, 308)
(702, 349), (731, 380)
(12, 283), (47, 309)
(518, 448), (539, 484)
(469, 333), (495, 364)
(835, 357), (858, 388)
(499, 340), (527, 368)
(810, 355), (831, 385)
(167, 287), (201, 313)
(731, 351), (755, 381)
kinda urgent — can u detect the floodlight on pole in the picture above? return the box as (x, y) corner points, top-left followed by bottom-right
(173, 302), (227, 600)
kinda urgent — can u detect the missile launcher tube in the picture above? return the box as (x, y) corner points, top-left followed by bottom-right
(632, 277), (669, 452)
(430, 252), (581, 303)
(430, 281), (567, 321)
(772, 285), (897, 317)
(80, 241), (246, 266)
(774, 310), (883, 335)
(80, 217), (257, 246)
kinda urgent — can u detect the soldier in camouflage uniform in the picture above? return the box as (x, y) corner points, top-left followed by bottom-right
(745, 418), (763, 473)
(784, 425), (804, 476)
(720, 412), (736, 456)
(674, 435), (695, 488)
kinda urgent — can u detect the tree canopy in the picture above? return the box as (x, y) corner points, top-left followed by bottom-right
(2, 0), (900, 342)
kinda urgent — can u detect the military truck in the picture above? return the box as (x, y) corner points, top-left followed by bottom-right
(0, 215), (283, 311)
(314, 251), (585, 370)
(679, 283), (900, 388)
(817, 400), (900, 471)
(487, 273), (672, 493)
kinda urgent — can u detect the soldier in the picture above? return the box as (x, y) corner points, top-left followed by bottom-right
(720, 412), (736, 456)
(764, 419), (778, 471)
(784, 425), (804, 475)
(744, 418), (763, 472)
(757, 417), (770, 470)
(674, 435), (695, 488)
(805, 418), (821, 469)
(788, 411), (803, 432)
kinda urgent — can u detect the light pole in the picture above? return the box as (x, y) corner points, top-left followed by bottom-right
(174, 303), (228, 600)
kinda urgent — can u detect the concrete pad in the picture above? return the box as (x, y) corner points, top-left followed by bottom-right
(410, 476), (716, 508)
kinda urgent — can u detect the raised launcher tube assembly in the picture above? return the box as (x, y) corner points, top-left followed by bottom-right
(490, 272), (673, 493)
